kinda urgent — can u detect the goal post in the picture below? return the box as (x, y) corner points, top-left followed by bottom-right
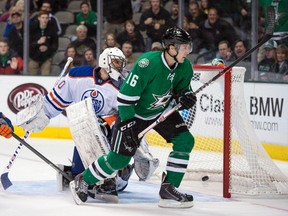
(146, 64), (288, 198)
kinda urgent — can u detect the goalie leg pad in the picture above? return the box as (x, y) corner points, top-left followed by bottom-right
(66, 98), (111, 168)
(133, 137), (159, 181)
(71, 147), (85, 176)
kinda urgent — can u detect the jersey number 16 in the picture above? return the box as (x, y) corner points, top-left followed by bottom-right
(126, 74), (139, 87)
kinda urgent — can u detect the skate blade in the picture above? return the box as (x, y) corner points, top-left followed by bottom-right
(94, 193), (119, 203)
(158, 198), (194, 208)
(69, 181), (84, 205)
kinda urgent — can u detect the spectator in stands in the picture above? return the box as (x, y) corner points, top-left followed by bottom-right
(121, 41), (137, 73)
(116, 20), (145, 53)
(59, 44), (82, 70)
(151, 41), (163, 51)
(2, 0), (24, 38)
(70, 25), (96, 56)
(232, 39), (251, 80)
(0, 10), (9, 23)
(131, 0), (142, 13)
(208, 0), (243, 27)
(198, 7), (238, 53)
(199, 0), (209, 15)
(52, 0), (68, 13)
(37, 0), (62, 36)
(185, 1), (207, 28)
(83, 48), (97, 67)
(237, 0), (252, 38)
(0, 38), (23, 74)
(7, 8), (24, 58)
(103, 32), (119, 49)
(184, 1), (207, 53)
(2, 0), (13, 12)
(76, 1), (97, 38)
(216, 40), (235, 63)
(0, 0), (24, 23)
(139, 0), (173, 51)
(28, 10), (59, 75)
(169, 0), (179, 26)
(103, 0), (133, 35)
(32, 0), (64, 13)
(274, 44), (288, 81)
(231, 39), (249, 61)
(257, 26), (267, 63)
(258, 39), (277, 74)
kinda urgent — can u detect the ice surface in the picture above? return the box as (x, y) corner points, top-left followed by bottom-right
(0, 137), (287, 216)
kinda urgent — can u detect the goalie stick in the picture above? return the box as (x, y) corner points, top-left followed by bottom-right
(0, 57), (74, 190)
(138, 6), (275, 139)
(0, 131), (31, 189)
(54, 57), (73, 86)
(10, 132), (73, 182)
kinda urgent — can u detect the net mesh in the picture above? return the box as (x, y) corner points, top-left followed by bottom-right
(146, 65), (288, 197)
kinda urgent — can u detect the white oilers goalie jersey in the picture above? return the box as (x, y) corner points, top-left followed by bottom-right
(43, 65), (123, 119)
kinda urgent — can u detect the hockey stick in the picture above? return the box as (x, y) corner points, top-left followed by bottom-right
(0, 131), (31, 189)
(54, 57), (73, 86)
(138, 6), (275, 139)
(10, 132), (73, 182)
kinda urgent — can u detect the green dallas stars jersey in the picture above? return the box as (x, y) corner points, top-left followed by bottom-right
(117, 51), (193, 121)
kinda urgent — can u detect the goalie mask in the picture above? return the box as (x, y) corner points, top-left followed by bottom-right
(162, 27), (193, 53)
(98, 47), (126, 81)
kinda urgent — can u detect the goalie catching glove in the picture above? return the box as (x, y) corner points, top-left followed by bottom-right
(173, 91), (197, 110)
(113, 118), (140, 156)
(16, 95), (50, 132)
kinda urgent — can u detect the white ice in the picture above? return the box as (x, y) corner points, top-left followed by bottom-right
(0, 137), (288, 216)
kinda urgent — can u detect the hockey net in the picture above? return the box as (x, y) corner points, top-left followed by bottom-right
(146, 64), (288, 198)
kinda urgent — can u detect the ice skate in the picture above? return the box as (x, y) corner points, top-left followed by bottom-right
(159, 173), (193, 208)
(117, 164), (134, 192)
(88, 178), (119, 203)
(69, 173), (89, 205)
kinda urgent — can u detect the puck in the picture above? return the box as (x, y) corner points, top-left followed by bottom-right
(202, 176), (209, 181)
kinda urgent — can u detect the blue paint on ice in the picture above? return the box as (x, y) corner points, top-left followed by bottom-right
(5, 180), (228, 203)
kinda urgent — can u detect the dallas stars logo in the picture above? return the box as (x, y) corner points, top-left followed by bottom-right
(149, 89), (172, 109)
(167, 73), (175, 81)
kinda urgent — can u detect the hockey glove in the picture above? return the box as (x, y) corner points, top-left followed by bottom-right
(98, 117), (111, 137)
(114, 118), (140, 156)
(0, 112), (14, 138)
(16, 96), (50, 132)
(174, 91), (197, 110)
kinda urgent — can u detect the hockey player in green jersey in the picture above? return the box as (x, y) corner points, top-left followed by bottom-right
(70, 27), (197, 208)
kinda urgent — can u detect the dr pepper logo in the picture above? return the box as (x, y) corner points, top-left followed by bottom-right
(8, 83), (48, 113)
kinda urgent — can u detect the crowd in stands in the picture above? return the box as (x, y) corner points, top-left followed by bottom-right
(0, 0), (287, 82)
